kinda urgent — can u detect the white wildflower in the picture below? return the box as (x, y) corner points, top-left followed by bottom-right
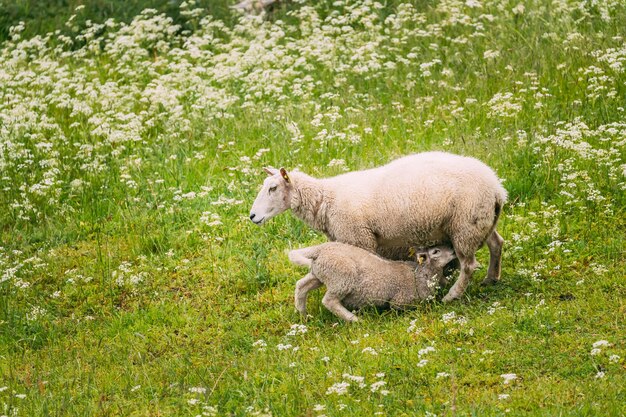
(326, 381), (350, 395)
(592, 340), (610, 348)
(370, 381), (386, 392)
(26, 306), (46, 321)
(342, 374), (365, 384)
(484, 50), (500, 60)
(200, 212), (222, 227)
(407, 319), (423, 334)
(487, 92), (522, 118)
(418, 346), (436, 356)
(511, 3), (525, 15)
(362, 347), (378, 355)
(327, 159), (348, 170)
(441, 312), (457, 323)
(500, 373), (517, 384)
(286, 324), (308, 336)
(252, 339), (267, 349)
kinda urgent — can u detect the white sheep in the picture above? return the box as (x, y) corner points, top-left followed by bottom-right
(289, 242), (457, 322)
(250, 151), (507, 301)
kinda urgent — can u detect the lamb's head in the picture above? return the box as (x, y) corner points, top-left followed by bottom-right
(249, 167), (292, 225)
(417, 246), (457, 271)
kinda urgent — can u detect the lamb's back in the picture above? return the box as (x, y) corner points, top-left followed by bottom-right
(311, 242), (415, 308)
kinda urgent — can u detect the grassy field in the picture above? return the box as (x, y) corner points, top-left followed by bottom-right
(0, 0), (625, 415)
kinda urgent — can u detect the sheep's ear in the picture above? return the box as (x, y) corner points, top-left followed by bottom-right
(280, 167), (291, 184)
(416, 252), (428, 265)
(264, 167), (278, 176)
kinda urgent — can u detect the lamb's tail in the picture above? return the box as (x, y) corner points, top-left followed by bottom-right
(288, 245), (325, 268)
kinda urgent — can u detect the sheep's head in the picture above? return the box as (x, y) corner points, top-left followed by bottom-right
(249, 167), (292, 225)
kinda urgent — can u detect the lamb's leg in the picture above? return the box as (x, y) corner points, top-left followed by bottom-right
(294, 273), (323, 316)
(442, 253), (478, 303)
(482, 230), (504, 285)
(322, 292), (358, 322)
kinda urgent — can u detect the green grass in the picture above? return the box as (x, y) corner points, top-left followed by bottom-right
(0, 0), (234, 41)
(0, 0), (625, 415)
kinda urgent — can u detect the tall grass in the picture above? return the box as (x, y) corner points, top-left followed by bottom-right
(0, 0), (624, 415)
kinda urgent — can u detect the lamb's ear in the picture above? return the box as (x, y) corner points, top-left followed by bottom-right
(264, 167), (278, 176)
(279, 167), (291, 184)
(410, 247), (427, 264)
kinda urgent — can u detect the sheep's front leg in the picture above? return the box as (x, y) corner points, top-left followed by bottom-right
(295, 273), (323, 316)
(482, 230), (504, 285)
(442, 253), (478, 303)
(322, 293), (358, 322)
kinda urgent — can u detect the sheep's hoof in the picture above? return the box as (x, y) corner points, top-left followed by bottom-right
(347, 315), (359, 323)
(442, 293), (460, 303)
(481, 276), (499, 286)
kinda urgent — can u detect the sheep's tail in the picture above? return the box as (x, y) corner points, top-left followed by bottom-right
(288, 245), (324, 267)
(493, 186), (508, 227)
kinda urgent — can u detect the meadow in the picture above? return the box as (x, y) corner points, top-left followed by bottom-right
(0, 0), (625, 415)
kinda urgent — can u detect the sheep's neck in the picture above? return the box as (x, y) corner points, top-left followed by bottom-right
(290, 176), (332, 236)
(413, 267), (438, 301)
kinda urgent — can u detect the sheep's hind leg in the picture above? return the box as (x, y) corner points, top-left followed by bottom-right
(482, 230), (504, 285)
(442, 253), (478, 303)
(322, 293), (358, 322)
(295, 273), (323, 316)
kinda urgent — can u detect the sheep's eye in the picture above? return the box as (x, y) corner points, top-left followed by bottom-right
(269, 186), (277, 193)
(432, 249), (440, 255)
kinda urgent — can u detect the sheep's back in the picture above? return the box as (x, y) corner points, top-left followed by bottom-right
(328, 152), (506, 247)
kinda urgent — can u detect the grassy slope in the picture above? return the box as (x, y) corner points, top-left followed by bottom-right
(0, 0), (625, 416)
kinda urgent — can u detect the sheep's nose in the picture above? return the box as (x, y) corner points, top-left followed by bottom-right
(250, 213), (256, 220)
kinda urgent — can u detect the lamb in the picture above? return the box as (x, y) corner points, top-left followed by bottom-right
(288, 242), (457, 322)
(249, 151), (507, 302)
